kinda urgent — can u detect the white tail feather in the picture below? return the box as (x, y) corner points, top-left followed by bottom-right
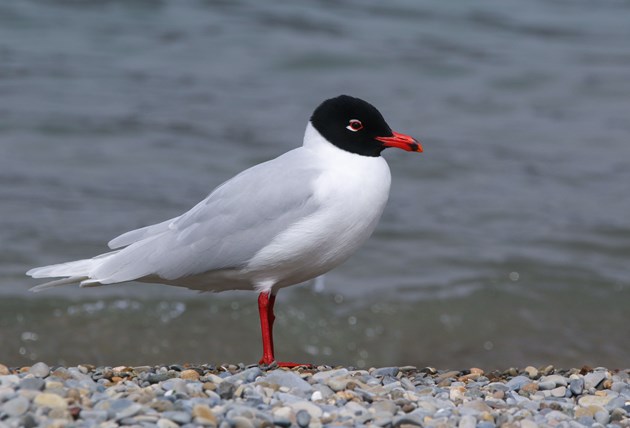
(29, 276), (90, 292)
(27, 251), (120, 292)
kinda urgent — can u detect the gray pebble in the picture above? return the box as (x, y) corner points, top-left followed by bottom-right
(594, 409), (609, 425)
(538, 381), (556, 390)
(569, 378), (584, 395)
(372, 399), (397, 415)
(550, 386), (566, 397)
(373, 367), (399, 378)
(217, 381), (236, 399)
(264, 369), (312, 394)
(224, 367), (262, 384)
(20, 413), (38, 428)
(229, 416), (255, 428)
(584, 371), (607, 390)
(487, 382), (509, 392)
(605, 396), (627, 411)
(115, 402), (143, 420)
(2, 396), (30, 417)
(19, 377), (45, 391)
(312, 368), (348, 381)
(162, 378), (187, 393)
(273, 414), (292, 428)
(162, 411), (192, 424)
(157, 419), (179, 428)
(393, 415), (424, 427)
(611, 407), (628, 422)
(0, 375), (20, 387)
(505, 376), (530, 391)
(29, 362), (50, 378)
(540, 375), (567, 387)
(80, 409), (109, 421)
(458, 415), (476, 428)
(296, 409), (311, 427)
(147, 372), (177, 384)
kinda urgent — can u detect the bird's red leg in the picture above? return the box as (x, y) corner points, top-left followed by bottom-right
(257, 291), (310, 368)
(258, 291), (276, 366)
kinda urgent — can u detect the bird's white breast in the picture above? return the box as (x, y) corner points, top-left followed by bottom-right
(245, 123), (392, 291)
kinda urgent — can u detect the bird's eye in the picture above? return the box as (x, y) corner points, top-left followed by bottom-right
(346, 119), (363, 132)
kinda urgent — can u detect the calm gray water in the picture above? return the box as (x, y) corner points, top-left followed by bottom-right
(1, 0), (629, 369)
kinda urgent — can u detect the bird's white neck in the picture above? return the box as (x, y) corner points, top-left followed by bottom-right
(302, 122), (339, 154)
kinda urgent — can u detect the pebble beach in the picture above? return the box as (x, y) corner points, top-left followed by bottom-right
(0, 363), (628, 428)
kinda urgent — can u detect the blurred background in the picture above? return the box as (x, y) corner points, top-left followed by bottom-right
(1, 0), (629, 370)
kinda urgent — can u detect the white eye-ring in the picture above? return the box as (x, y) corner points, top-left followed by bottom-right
(346, 119), (363, 132)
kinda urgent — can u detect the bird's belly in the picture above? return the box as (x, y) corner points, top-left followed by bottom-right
(244, 168), (390, 291)
(245, 216), (380, 290)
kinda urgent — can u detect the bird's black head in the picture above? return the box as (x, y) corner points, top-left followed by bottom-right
(310, 95), (422, 157)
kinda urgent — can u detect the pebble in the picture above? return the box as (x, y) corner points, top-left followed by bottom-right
(540, 374), (568, 387)
(2, 396), (30, 417)
(19, 377), (45, 391)
(28, 362), (50, 378)
(33, 392), (67, 409)
(550, 386), (566, 397)
(264, 369), (312, 394)
(584, 371), (607, 390)
(459, 414), (476, 428)
(570, 377), (585, 395)
(157, 418), (179, 428)
(578, 394), (612, 407)
(506, 375), (530, 391)
(0, 362), (626, 427)
(523, 366), (538, 379)
(296, 409), (311, 427)
(372, 367), (399, 377)
(180, 369), (200, 381)
(163, 410), (192, 424)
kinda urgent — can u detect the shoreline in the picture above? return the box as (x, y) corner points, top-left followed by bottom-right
(0, 363), (628, 427)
